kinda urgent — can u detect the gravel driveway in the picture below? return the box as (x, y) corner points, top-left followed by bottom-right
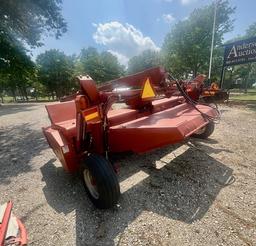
(0, 103), (256, 246)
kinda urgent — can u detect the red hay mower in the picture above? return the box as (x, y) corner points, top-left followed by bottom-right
(43, 66), (219, 209)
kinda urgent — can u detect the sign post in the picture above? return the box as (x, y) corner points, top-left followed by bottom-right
(219, 65), (225, 88)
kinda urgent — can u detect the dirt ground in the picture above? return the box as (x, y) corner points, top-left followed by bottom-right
(0, 103), (256, 246)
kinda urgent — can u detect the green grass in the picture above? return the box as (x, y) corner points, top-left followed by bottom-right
(248, 88), (256, 93)
(229, 88), (256, 93)
(1, 96), (55, 103)
(2, 96), (14, 103)
(230, 92), (256, 101)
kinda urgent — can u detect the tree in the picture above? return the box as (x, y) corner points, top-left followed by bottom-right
(77, 47), (124, 83)
(36, 49), (75, 99)
(127, 50), (162, 74)
(0, 0), (67, 47)
(0, 0), (67, 101)
(245, 22), (256, 38)
(243, 22), (256, 91)
(0, 35), (36, 101)
(224, 22), (256, 91)
(162, 0), (235, 78)
(100, 51), (125, 81)
(78, 47), (105, 82)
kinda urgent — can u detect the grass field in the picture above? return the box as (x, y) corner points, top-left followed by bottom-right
(229, 89), (256, 101)
(230, 94), (256, 101)
(1, 96), (55, 103)
(2, 96), (14, 103)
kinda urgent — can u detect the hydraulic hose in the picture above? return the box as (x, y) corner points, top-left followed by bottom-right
(167, 73), (220, 123)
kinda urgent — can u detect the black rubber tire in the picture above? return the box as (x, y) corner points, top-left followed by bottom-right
(192, 121), (215, 139)
(81, 154), (120, 209)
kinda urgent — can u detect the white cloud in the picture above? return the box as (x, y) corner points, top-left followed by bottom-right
(180, 0), (198, 5)
(93, 21), (160, 66)
(162, 0), (197, 5)
(162, 14), (175, 24)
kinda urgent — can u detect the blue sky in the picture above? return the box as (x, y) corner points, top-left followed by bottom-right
(33, 0), (256, 65)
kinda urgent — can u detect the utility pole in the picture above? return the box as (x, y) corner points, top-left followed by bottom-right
(208, 0), (218, 81)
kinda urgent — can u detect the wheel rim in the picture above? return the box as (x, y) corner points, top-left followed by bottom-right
(195, 126), (206, 135)
(83, 169), (99, 199)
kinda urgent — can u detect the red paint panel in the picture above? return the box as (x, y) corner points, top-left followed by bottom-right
(42, 127), (79, 172)
(108, 103), (217, 153)
(45, 101), (76, 124)
(107, 108), (138, 126)
(53, 119), (77, 139)
(152, 96), (184, 113)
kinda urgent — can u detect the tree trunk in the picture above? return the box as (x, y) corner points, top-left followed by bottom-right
(193, 66), (198, 78)
(244, 79), (248, 94)
(55, 88), (60, 100)
(11, 89), (16, 102)
(18, 87), (24, 101)
(35, 89), (38, 101)
(0, 81), (4, 103)
(244, 64), (251, 94)
(23, 87), (28, 101)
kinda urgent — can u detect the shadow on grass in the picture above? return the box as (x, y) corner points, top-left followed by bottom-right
(41, 140), (234, 245)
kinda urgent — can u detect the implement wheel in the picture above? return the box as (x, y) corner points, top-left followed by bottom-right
(81, 154), (120, 209)
(192, 121), (215, 139)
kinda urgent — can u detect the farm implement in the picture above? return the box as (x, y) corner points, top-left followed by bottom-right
(200, 82), (229, 103)
(0, 201), (27, 246)
(43, 66), (219, 208)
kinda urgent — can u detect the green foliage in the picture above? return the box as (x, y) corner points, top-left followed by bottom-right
(100, 51), (125, 81)
(34, 47), (125, 99)
(36, 49), (75, 99)
(162, 0), (235, 78)
(78, 47), (105, 82)
(0, 0), (67, 101)
(0, 31), (36, 100)
(232, 64), (256, 91)
(78, 47), (124, 83)
(245, 23), (256, 38)
(0, 0), (67, 47)
(0, 34), (34, 76)
(127, 50), (162, 74)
